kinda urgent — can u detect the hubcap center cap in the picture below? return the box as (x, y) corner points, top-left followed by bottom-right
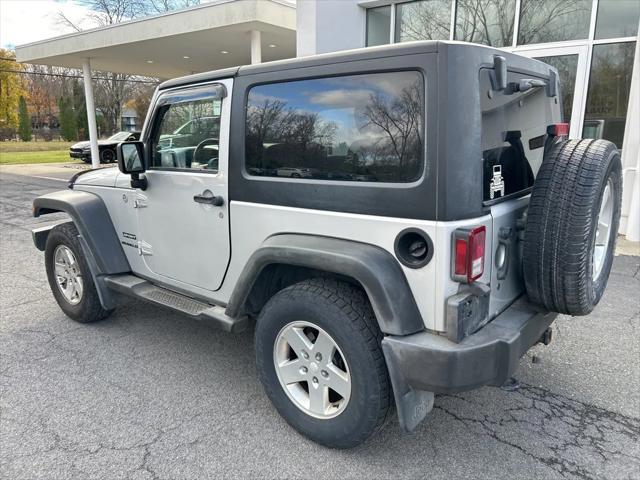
(309, 362), (319, 373)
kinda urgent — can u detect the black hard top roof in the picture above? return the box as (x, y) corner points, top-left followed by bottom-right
(158, 40), (552, 91)
(158, 41), (442, 90)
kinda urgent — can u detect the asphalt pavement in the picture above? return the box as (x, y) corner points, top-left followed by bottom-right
(0, 166), (639, 480)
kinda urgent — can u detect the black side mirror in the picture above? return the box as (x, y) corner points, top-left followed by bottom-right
(117, 141), (147, 190)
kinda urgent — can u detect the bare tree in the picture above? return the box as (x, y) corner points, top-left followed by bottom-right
(55, 0), (166, 135)
(358, 80), (423, 177)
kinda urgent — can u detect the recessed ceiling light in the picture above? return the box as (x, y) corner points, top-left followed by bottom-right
(183, 55), (190, 59)
(220, 50), (229, 54)
(268, 44), (277, 48)
(146, 60), (154, 63)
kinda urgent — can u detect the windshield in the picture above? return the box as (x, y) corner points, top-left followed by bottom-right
(173, 117), (217, 135)
(108, 131), (133, 141)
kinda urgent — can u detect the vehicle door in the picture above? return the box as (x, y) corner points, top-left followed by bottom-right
(135, 80), (231, 291)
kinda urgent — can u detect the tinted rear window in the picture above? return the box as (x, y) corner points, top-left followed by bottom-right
(245, 71), (424, 183)
(480, 69), (557, 201)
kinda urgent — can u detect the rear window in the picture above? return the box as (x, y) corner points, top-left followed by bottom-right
(245, 71), (424, 183)
(480, 69), (557, 202)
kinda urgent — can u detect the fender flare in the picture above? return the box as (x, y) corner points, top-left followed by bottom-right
(33, 189), (130, 275)
(226, 234), (425, 336)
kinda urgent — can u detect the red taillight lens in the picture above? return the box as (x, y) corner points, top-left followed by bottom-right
(452, 226), (486, 283)
(454, 239), (467, 276)
(468, 226), (486, 281)
(547, 123), (569, 137)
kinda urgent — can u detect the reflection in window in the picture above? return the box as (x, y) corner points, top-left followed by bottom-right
(536, 55), (578, 124)
(595, 0), (640, 40)
(366, 6), (391, 47)
(245, 72), (424, 183)
(455, 0), (516, 47)
(583, 42), (636, 149)
(395, 0), (452, 42)
(151, 97), (221, 171)
(518, 0), (592, 45)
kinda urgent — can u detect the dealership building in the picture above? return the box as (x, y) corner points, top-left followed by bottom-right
(16, 0), (640, 239)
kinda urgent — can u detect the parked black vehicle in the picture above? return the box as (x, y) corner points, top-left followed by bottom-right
(69, 131), (141, 163)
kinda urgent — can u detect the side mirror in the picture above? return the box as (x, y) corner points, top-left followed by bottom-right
(117, 141), (147, 190)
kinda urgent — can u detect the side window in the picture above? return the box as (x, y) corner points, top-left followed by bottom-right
(245, 71), (424, 183)
(150, 95), (222, 171)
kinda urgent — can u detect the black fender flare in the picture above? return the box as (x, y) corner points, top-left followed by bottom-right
(33, 189), (130, 275)
(226, 234), (425, 336)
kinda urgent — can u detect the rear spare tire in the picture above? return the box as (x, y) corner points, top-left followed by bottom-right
(523, 139), (622, 316)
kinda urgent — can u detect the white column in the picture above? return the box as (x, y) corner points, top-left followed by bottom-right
(620, 33), (640, 241)
(82, 58), (100, 169)
(250, 30), (262, 64)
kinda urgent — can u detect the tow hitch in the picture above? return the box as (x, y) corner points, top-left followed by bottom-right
(537, 327), (553, 346)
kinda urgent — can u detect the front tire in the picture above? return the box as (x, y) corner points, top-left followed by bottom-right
(255, 278), (391, 448)
(45, 222), (113, 323)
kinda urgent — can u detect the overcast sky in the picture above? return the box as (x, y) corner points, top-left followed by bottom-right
(0, 0), (98, 49)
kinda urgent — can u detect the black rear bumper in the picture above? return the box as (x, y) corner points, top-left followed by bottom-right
(382, 297), (556, 431)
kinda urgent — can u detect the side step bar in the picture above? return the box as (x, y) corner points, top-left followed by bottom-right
(103, 274), (248, 333)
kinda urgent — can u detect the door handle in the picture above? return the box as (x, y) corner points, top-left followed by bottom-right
(193, 193), (224, 206)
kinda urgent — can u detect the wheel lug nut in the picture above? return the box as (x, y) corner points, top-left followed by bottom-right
(300, 366), (308, 374)
(321, 370), (328, 378)
(315, 353), (322, 361)
(301, 351), (309, 360)
(312, 377), (318, 384)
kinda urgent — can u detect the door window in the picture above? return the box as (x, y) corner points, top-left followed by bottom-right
(150, 94), (222, 171)
(583, 42), (636, 149)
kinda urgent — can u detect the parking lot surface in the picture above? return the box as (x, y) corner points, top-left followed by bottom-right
(1, 167), (639, 480)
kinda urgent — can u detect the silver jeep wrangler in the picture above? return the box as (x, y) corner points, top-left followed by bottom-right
(32, 41), (622, 449)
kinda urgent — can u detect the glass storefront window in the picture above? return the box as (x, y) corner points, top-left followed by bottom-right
(595, 0), (640, 40)
(395, 0), (452, 42)
(518, 0), (592, 45)
(583, 42), (636, 149)
(536, 55), (579, 124)
(366, 6), (392, 47)
(455, 0), (516, 47)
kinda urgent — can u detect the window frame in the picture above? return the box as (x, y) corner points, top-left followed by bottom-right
(145, 82), (227, 174)
(242, 69), (427, 186)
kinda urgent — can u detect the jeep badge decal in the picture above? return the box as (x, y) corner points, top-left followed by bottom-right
(490, 165), (505, 199)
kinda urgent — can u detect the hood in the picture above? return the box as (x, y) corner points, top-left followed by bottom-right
(71, 141), (90, 150)
(70, 139), (115, 149)
(72, 166), (119, 188)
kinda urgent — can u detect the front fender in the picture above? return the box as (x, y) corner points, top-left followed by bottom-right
(33, 189), (130, 275)
(226, 234), (425, 336)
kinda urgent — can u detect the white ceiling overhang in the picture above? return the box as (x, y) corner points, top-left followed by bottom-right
(15, 0), (296, 78)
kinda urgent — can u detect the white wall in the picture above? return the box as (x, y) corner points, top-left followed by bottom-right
(296, 0), (365, 56)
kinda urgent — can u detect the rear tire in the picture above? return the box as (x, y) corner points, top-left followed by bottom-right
(45, 222), (113, 323)
(255, 278), (391, 448)
(523, 139), (622, 315)
(100, 148), (116, 163)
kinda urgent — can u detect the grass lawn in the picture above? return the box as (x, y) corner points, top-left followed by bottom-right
(0, 141), (73, 153)
(0, 141), (81, 165)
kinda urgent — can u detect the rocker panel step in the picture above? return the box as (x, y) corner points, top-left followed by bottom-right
(103, 274), (248, 333)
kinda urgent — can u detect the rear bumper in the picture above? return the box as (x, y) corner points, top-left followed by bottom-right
(382, 297), (556, 431)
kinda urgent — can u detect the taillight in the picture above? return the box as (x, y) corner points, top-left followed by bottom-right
(547, 123), (569, 137)
(452, 226), (486, 283)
